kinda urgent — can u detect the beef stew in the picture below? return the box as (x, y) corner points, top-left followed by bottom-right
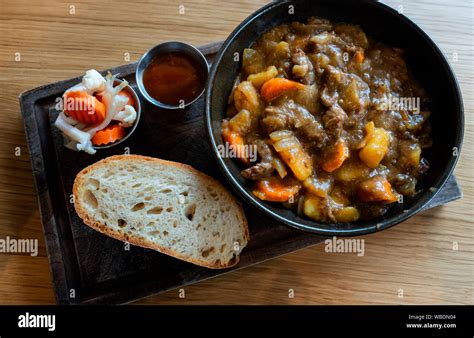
(221, 17), (432, 223)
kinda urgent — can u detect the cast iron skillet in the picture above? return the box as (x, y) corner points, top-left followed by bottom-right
(205, 0), (464, 235)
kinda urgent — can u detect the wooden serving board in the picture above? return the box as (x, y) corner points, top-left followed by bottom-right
(19, 41), (462, 304)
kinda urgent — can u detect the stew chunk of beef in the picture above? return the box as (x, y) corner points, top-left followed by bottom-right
(292, 50), (315, 85)
(261, 102), (327, 147)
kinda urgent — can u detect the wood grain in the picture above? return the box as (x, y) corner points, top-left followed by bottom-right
(0, 0), (472, 305)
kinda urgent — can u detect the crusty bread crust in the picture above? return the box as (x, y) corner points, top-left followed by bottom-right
(73, 154), (249, 269)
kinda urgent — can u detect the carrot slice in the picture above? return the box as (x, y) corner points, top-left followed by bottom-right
(64, 91), (106, 125)
(260, 78), (304, 101)
(354, 50), (365, 64)
(253, 176), (301, 202)
(222, 123), (249, 164)
(91, 124), (125, 146)
(321, 139), (350, 172)
(357, 176), (398, 203)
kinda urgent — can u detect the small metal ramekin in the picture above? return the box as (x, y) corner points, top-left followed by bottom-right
(93, 78), (141, 149)
(135, 41), (209, 109)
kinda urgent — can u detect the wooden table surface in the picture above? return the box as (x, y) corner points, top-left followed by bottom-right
(0, 0), (472, 305)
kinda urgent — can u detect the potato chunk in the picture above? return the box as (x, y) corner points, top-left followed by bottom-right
(304, 193), (359, 223)
(359, 121), (390, 168)
(234, 81), (262, 115)
(330, 185), (351, 205)
(247, 66), (278, 89)
(334, 160), (369, 182)
(303, 193), (329, 222)
(228, 109), (252, 135)
(303, 175), (332, 198)
(333, 206), (360, 223)
(357, 176), (398, 203)
(274, 41), (290, 57)
(398, 140), (421, 168)
(242, 48), (265, 75)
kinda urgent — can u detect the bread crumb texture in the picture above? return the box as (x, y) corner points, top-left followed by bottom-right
(73, 155), (249, 269)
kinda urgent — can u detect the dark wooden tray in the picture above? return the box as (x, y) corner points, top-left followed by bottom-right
(19, 41), (462, 304)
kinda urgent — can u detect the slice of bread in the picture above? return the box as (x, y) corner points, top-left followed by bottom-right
(73, 155), (249, 269)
